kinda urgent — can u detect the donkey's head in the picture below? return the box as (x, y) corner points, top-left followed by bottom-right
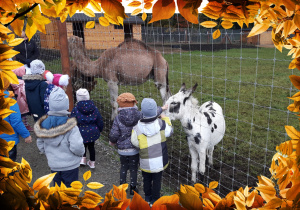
(165, 83), (198, 120)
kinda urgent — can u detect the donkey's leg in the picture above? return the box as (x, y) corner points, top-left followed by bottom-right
(207, 146), (214, 166)
(153, 57), (171, 103)
(188, 139), (198, 183)
(107, 81), (118, 120)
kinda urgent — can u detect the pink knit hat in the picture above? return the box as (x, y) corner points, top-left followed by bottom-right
(52, 74), (69, 88)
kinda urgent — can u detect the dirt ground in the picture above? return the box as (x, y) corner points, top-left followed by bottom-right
(16, 124), (144, 199)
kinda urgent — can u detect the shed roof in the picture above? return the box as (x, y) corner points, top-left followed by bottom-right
(66, 13), (144, 24)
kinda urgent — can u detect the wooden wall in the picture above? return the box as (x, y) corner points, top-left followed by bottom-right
(42, 21), (142, 50)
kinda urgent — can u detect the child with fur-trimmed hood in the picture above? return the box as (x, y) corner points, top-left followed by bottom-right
(34, 87), (85, 187)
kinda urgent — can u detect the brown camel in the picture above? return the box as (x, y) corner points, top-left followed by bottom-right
(68, 36), (171, 119)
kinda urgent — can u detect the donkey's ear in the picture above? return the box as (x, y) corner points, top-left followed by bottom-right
(179, 83), (186, 92)
(191, 83), (198, 93)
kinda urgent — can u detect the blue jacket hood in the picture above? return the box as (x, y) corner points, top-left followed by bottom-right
(118, 106), (141, 127)
(77, 100), (95, 115)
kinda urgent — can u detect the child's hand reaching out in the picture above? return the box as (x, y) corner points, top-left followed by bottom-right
(161, 104), (168, 111)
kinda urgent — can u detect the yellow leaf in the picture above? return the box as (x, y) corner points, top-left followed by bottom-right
(85, 21), (95, 29)
(131, 8), (142, 16)
(294, 14), (300, 30)
(283, 0), (296, 11)
(289, 75), (300, 90)
(70, 181), (83, 189)
(200, 21), (217, 28)
(83, 8), (95, 17)
(236, 191), (245, 201)
(234, 197), (246, 210)
(264, 197), (282, 208)
(255, 186), (276, 195)
(99, 17), (110, 26)
(248, 23), (270, 37)
(203, 198), (214, 209)
(25, 23), (37, 41)
(0, 109), (15, 119)
(142, 12), (147, 21)
(149, 0), (175, 24)
(117, 16), (124, 26)
(0, 60), (23, 71)
(81, 198), (97, 208)
(144, 3), (152, 10)
(177, 188), (203, 209)
(282, 20), (292, 38)
(0, 120), (14, 135)
(0, 24), (12, 34)
(209, 181), (218, 189)
(87, 182), (104, 189)
(212, 29), (221, 39)
(128, 1), (141, 7)
(33, 173), (57, 190)
(221, 20), (233, 29)
(59, 192), (77, 205)
(104, 13), (118, 25)
(286, 183), (300, 200)
(90, 0), (101, 12)
(0, 50), (19, 62)
(246, 191), (255, 207)
(8, 38), (24, 47)
(83, 170), (91, 181)
(84, 190), (103, 202)
(208, 192), (222, 203)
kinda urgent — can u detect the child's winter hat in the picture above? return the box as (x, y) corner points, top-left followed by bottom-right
(76, 88), (90, 102)
(49, 87), (69, 113)
(117, 93), (137, 108)
(43, 70), (54, 83)
(30, 60), (45, 75)
(141, 98), (157, 118)
(53, 74), (69, 88)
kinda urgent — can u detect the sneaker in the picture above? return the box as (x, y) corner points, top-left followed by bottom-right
(80, 157), (86, 166)
(87, 160), (95, 168)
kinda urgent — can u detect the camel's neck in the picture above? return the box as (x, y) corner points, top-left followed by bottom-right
(70, 47), (100, 77)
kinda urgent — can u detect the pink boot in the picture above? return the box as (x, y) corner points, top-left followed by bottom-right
(80, 157), (86, 166)
(87, 160), (95, 169)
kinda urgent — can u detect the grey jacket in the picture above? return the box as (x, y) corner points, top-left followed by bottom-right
(35, 115), (85, 171)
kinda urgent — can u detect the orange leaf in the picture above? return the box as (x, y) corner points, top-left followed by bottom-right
(128, 1), (141, 7)
(149, 0), (175, 24)
(282, 0), (296, 11)
(33, 173), (56, 190)
(246, 191), (255, 207)
(177, 0), (199, 24)
(255, 186), (276, 195)
(101, 0), (125, 21)
(226, 5), (244, 18)
(203, 198), (214, 209)
(131, 8), (142, 16)
(286, 183), (300, 200)
(200, 21), (217, 28)
(0, 120), (14, 135)
(234, 197), (246, 210)
(194, 183), (205, 193)
(83, 170), (91, 181)
(99, 17), (110, 26)
(212, 29), (221, 39)
(207, 1), (223, 11)
(142, 12), (147, 21)
(264, 197), (282, 208)
(209, 181), (218, 189)
(208, 192), (222, 203)
(144, 2), (152, 10)
(248, 23), (270, 37)
(285, 125), (300, 139)
(290, 75), (300, 90)
(152, 194), (179, 209)
(297, 141), (300, 156)
(129, 192), (151, 210)
(294, 13), (300, 30)
(221, 20), (233, 29)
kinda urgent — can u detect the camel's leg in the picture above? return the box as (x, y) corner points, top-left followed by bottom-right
(107, 81), (118, 120)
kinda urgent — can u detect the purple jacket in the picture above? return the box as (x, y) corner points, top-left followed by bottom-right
(109, 106), (163, 151)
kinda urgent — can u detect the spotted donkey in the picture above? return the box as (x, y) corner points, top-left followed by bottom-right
(165, 83), (225, 182)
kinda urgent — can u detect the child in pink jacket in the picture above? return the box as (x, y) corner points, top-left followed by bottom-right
(12, 66), (32, 131)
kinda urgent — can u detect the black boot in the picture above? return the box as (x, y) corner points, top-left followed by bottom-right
(130, 185), (139, 195)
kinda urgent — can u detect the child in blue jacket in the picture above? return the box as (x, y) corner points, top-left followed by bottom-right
(0, 78), (32, 161)
(71, 88), (104, 168)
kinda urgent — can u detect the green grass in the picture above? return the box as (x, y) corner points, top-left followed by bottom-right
(46, 46), (299, 195)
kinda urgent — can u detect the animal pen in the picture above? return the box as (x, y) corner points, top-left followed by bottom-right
(35, 13), (295, 197)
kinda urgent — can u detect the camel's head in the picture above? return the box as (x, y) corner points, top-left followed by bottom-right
(68, 36), (84, 55)
(165, 83), (198, 120)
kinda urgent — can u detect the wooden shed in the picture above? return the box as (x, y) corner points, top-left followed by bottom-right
(40, 13), (144, 50)
(241, 28), (273, 46)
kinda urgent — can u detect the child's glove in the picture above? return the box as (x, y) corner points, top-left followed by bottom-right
(109, 141), (116, 146)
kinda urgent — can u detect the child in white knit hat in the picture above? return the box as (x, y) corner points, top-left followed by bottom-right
(70, 88), (104, 169)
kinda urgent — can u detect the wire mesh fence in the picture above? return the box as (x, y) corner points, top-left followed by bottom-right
(34, 13), (296, 197)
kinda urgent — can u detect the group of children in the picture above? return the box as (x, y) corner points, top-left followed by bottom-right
(2, 58), (173, 206)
